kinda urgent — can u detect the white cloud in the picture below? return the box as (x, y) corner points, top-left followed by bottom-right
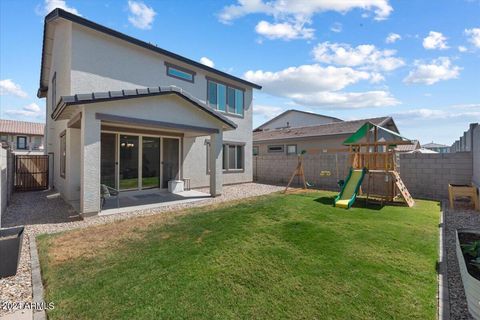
(36, 0), (80, 16)
(458, 46), (468, 52)
(404, 57), (461, 85)
(289, 90), (399, 109)
(199, 57), (215, 68)
(244, 64), (371, 95)
(423, 31), (449, 50)
(330, 22), (342, 33)
(5, 103), (43, 118)
(219, 0), (393, 24)
(244, 64), (398, 109)
(0, 79), (28, 98)
(385, 33), (401, 43)
(253, 104), (284, 118)
(392, 107), (480, 121)
(312, 42), (404, 72)
(255, 20), (314, 40)
(465, 28), (480, 48)
(127, 1), (156, 30)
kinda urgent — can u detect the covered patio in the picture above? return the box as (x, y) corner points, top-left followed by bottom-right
(55, 86), (238, 216)
(100, 188), (210, 215)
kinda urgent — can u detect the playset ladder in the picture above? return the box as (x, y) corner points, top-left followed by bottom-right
(391, 171), (415, 207)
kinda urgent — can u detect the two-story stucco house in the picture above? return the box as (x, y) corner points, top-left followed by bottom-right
(38, 9), (261, 215)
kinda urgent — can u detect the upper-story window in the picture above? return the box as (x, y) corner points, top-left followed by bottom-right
(207, 79), (244, 116)
(165, 62), (195, 83)
(51, 72), (56, 111)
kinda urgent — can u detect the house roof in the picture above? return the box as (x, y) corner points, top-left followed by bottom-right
(0, 119), (45, 136)
(52, 85), (237, 130)
(396, 140), (420, 152)
(254, 109), (343, 131)
(423, 142), (449, 148)
(37, 9), (261, 98)
(253, 117), (392, 142)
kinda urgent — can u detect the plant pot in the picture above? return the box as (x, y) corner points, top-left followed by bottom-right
(456, 228), (480, 320)
(0, 226), (24, 278)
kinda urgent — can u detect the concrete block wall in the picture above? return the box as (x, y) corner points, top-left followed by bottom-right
(396, 152), (472, 199)
(254, 151), (474, 200)
(253, 154), (350, 190)
(473, 125), (480, 188)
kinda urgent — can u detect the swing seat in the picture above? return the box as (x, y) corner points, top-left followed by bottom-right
(306, 181), (314, 188)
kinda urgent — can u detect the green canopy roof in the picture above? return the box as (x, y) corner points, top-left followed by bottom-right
(343, 122), (411, 145)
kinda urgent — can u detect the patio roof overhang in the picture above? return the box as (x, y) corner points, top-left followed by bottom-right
(54, 86), (237, 132)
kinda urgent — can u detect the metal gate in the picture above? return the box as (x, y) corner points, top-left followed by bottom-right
(14, 155), (49, 191)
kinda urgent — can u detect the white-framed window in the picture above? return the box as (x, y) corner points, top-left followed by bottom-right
(207, 79), (244, 116)
(60, 131), (66, 178)
(253, 146), (259, 156)
(207, 142), (245, 172)
(268, 145), (284, 153)
(287, 144), (297, 155)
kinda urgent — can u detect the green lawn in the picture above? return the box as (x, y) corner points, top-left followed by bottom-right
(38, 191), (440, 319)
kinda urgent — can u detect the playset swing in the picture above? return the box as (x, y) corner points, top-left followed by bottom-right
(283, 122), (415, 209)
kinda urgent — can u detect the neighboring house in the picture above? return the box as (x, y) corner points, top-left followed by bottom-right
(253, 114), (400, 156)
(423, 142), (450, 153)
(38, 9), (261, 215)
(396, 140), (421, 153)
(0, 119), (45, 154)
(408, 148), (438, 154)
(254, 109), (342, 132)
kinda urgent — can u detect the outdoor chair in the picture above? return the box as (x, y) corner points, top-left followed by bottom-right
(100, 184), (120, 209)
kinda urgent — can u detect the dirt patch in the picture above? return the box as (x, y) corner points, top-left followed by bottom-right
(44, 210), (188, 265)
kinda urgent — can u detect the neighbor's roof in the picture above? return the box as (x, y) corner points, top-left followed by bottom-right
(423, 142), (450, 148)
(253, 117), (392, 142)
(52, 85), (237, 130)
(37, 9), (261, 97)
(254, 109), (343, 131)
(396, 140), (420, 152)
(0, 119), (44, 136)
(409, 148), (438, 154)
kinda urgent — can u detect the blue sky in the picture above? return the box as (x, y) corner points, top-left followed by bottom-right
(0, 0), (479, 145)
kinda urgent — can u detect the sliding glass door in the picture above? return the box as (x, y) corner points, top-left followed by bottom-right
(162, 138), (180, 188)
(142, 137), (160, 189)
(102, 133), (179, 191)
(119, 135), (139, 190)
(100, 133), (116, 188)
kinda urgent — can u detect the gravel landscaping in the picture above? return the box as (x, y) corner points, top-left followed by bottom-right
(0, 183), (283, 316)
(444, 203), (480, 320)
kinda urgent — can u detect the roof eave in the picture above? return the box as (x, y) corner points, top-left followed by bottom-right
(38, 8), (262, 95)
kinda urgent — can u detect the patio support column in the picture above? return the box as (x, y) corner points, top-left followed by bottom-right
(80, 110), (101, 215)
(209, 129), (223, 197)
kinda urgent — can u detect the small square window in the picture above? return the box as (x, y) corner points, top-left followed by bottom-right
(287, 145), (297, 155)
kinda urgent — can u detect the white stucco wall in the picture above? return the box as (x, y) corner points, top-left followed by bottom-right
(45, 20), (72, 199)
(46, 19), (256, 209)
(257, 111), (341, 131)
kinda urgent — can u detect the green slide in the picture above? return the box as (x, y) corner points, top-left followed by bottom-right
(334, 168), (367, 209)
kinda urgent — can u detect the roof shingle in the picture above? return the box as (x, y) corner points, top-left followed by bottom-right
(0, 119), (45, 136)
(253, 117), (390, 142)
